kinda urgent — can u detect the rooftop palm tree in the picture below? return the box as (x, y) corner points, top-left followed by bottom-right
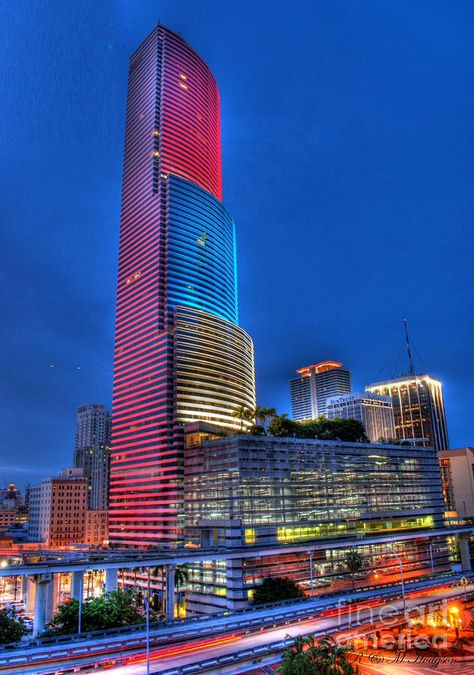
(260, 406), (277, 428)
(232, 405), (250, 431)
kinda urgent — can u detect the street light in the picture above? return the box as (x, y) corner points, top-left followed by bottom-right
(144, 589), (151, 675)
(132, 573), (150, 675)
(429, 541), (435, 576)
(389, 549), (406, 616)
(308, 550), (314, 598)
(78, 573), (84, 635)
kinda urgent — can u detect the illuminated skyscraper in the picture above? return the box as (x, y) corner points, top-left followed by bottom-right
(290, 361), (352, 420)
(109, 25), (256, 546)
(366, 375), (449, 451)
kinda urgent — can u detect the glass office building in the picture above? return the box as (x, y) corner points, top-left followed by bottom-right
(184, 427), (451, 613)
(366, 375), (449, 451)
(109, 25), (256, 547)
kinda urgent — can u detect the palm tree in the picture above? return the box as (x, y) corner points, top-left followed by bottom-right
(146, 565), (164, 614)
(250, 404), (265, 426)
(176, 563), (190, 588)
(175, 564), (190, 617)
(248, 405), (278, 428)
(278, 633), (359, 674)
(260, 406), (277, 428)
(232, 405), (250, 431)
(345, 549), (363, 592)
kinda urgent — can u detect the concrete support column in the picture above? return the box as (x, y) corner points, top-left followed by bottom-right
(226, 558), (247, 611)
(21, 575), (28, 604)
(458, 535), (472, 572)
(166, 565), (175, 621)
(26, 576), (36, 614)
(105, 568), (118, 593)
(44, 573), (60, 622)
(32, 575), (52, 638)
(71, 570), (84, 601)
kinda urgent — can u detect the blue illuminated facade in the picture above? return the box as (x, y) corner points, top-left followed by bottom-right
(167, 175), (238, 324)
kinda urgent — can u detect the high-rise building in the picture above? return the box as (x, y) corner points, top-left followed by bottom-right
(438, 448), (474, 517)
(75, 404), (111, 451)
(290, 361), (352, 420)
(109, 25), (256, 547)
(73, 404), (111, 511)
(366, 375), (449, 451)
(28, 468), (88, 548)
(326, 392), (396, 442)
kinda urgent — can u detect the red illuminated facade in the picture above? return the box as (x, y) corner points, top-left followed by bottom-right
(109, 25), (255, 547)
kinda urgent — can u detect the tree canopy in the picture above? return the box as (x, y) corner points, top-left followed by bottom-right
(253, 577), (305, 605)
(45, 589), (147, 636)
(0, 607), (27, 644)
(267, 414), (368, 443)
(278, 634), (359, 674)
(345, 549), (364, 591)
(233, 405), (368, 443)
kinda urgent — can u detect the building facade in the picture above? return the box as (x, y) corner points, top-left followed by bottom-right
(366, 375), (449, 451)
(290, 361), (352, 420)
(75, 404), (111, 451)
(85, 509), (109, 547)
(184, 427), (450, 613)
(438, 448), (474, 517)
(74, 404), (111, 511)
(28, 469), (88, 548)
(326, 392), (396, 442)
(109, 24), (256, 547)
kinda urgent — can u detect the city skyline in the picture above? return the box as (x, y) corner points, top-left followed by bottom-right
(1, 1), (474, 486)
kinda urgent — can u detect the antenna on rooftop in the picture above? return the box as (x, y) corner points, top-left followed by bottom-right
(403, 319), (415, 375)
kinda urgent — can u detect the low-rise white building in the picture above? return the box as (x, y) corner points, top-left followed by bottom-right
(438, 448), (474, 517)
(326, 392), (395, 442)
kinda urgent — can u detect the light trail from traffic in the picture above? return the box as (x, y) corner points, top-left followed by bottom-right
(15, 580), (472, 675)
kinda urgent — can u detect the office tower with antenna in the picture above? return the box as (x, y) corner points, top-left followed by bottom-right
(366, 321), (449, 451)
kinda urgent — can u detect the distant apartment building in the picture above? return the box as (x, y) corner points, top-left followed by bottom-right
(28, 468), (88, 548)
(0, 509), (18, 528)
(366, 374), (449, 451)
(84, 509), (108, 547)
(438, 448), (474, 517)
(74, 404), (111, 510)
(326, 392), (396, 442)
(290, 361), (352, 420)
(75, 404), (111, 449)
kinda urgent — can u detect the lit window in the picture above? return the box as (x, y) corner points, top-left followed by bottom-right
(178, 81), (189, 91)
(244, 528), (256, 544)
(179, 73), (187, 80)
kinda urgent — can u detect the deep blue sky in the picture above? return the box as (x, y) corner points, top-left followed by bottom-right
(1, 1), (473, 488)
